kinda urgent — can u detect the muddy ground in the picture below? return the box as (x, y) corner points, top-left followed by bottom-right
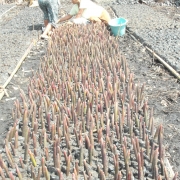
(0, 0), (180, 178)
(119, 34), (180, 176)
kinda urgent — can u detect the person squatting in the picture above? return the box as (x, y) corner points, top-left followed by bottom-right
(38, 0), (111, 39)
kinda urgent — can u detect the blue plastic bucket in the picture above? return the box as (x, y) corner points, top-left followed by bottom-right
(108, 18), (127, 36)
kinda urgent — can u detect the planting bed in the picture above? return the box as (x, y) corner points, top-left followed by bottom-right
(0, 22), (179, 179)
(0, 0), (180, 179)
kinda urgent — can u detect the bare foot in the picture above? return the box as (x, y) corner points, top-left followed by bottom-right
(48, 31), (53, 36)
(40, 34), (49, 40)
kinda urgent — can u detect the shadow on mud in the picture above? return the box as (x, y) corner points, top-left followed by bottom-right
(28, 24), (42, 31)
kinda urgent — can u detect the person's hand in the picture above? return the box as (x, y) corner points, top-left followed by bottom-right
(76, 9), (84, 18)
(76, 14), (81, 18)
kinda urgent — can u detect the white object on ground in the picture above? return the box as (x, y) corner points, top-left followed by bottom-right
(16, 0), (23, 4)
(29, 0), (39, 7)
(72, 18), (90, 24)
(5, 97), (16, 101)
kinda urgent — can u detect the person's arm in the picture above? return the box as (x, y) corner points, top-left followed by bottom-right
(75, 8), (85, 18)
(57, 14), (73, 23)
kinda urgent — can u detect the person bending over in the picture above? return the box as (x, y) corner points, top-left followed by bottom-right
(38, 0), (60, 39)
(58, 0), (111, 25)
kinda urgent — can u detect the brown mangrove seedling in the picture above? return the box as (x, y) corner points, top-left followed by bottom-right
(0, 23), (175, 180)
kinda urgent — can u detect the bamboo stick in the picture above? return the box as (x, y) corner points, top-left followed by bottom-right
(0, 40), (37, 100)
(145, 46), (180, 80)
(110, 8), (180, 80)
(126, 29), (180, 80)
(0, 6), (16, 19)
